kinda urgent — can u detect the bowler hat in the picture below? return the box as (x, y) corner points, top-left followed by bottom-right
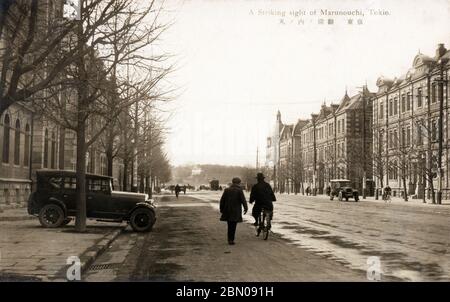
(256, 173), (265, 179)
(232, 177), (241, 184)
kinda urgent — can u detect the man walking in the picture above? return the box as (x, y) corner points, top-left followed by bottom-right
(175, 184), (181, 199)
(219, 177), (248, 245)
(249, 173), (276, 227)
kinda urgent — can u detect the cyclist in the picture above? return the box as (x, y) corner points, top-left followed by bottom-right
(249, 173), (276, 227)
(383, 185), (392, 203)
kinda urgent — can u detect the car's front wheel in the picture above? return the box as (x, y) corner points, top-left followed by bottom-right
(130, 208), (155, 232)
(39, 204), (65, 228)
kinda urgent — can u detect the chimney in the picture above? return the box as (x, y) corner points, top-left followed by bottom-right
(436, 43), (447, 59)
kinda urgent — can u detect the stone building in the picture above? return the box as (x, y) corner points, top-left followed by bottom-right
(291, 119), (309, 194)
(265, 110), (283, 188)
(372, 43), (450, 200)
(0, 103), (34, 206)
(299, 114), (317, 192)
(269, 88), (374, 195)
(278, 124), (293, 193)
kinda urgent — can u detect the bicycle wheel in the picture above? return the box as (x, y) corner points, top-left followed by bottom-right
(262, 211), (270, 240)
(255, 214), (262, 236)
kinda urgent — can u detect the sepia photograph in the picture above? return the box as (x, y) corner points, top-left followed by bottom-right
(0, 0), (450, 295)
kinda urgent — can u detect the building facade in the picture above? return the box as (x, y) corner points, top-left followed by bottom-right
(265, 110), (283, 188)
(270, 88), (374, 195)
(372, 43), (450, 200)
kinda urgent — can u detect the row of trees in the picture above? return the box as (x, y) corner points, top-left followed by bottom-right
(0, 0), (173, 231)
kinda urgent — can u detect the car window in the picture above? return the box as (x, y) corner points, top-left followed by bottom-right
(87, 178), (110, 194)
(48, 177), (63, 190)
(63, 177), (77, 190)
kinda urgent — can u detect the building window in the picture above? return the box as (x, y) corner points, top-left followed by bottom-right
(388, 131), (392, 148)
(51, 131), (56, 169)
(379, 102), (384, 119)
(417, 88), (423, 107)
(401, 94), (406, 113)
(24, 124), (30, 166)
(431, 120), (437, 141)
(401, 128), (406, 147)
(43, 129), (49, 168)
(2, 114), (10, 163)
(406, 93), (411, 111)
(407, 126), (411, 147)
(394, 98), (398, 115)
(394, 130), (398, 148)
(379, 132), (384, 153)
(431, 83), (437, 103)
(416, 124), (423, 146)
(14, 119), (21, 165)
(389, 100), (393, 116)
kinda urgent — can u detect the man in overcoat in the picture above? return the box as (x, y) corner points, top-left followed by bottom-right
(220, 177), (248, 245)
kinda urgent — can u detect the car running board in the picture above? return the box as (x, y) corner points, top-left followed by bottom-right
(95, 219), (123, 223)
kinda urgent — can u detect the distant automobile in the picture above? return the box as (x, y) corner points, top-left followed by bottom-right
(329, 179), (359, 202)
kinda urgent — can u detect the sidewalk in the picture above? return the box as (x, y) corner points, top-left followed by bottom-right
(275, 192), (450, 207)
(0, 207), (126, 281)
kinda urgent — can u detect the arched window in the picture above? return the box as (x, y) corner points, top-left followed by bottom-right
(24, 124), (30, 166)
(2, 114), (10, 163)
(51, 131), (56, 169)
(43, 129), (49, 168)
(14, 119), (21, 165)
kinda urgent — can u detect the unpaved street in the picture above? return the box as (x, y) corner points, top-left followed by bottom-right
(85, 194), (369, 281)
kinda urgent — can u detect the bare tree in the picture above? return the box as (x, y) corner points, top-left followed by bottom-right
(32, 0), (173, 232)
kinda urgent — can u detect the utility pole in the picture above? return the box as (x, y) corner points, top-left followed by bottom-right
(256, 146), (259, 170)
(436, 57), (448, 204)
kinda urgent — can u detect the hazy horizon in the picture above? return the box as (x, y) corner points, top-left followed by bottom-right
(162, 0), (450, 167)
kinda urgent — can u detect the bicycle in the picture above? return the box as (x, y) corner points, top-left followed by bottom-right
(255, 207), (273, 240)
(383, 192), (391, 203)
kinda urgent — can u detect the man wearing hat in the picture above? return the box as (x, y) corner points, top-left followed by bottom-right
(249, 173), (276, 227)
(219, 177), (248, 245)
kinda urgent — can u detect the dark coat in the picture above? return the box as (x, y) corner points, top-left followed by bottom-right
(220, 184), (248, 222)
(249, 180), (276, 208)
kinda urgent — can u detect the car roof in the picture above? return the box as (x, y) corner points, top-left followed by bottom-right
(36, 169), (113, 179)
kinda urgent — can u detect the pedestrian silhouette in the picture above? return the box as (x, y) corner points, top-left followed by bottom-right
(175, 184), (181, 199)
(219, 177), (248, 245)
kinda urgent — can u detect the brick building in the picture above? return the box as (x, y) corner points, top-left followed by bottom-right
(372, 43), (450, 200)
(269, 88), (374, 195)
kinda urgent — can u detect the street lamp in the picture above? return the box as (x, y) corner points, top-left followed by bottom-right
(436, 57), (449, 205)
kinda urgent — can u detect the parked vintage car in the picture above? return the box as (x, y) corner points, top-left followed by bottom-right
(329, 179), (359, 202)
(28, 170), (156, 232)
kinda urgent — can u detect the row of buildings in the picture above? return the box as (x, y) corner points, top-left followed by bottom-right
(266, 43), (450, 201)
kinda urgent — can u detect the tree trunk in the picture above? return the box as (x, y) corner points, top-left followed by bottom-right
(123, 160), (129, 191)
(107, 150), (113, 177)
(75, 114), (87, 232)
(139, 173), (145, 193)
(402, 176), (408, 201)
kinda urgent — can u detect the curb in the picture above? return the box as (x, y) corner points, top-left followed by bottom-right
(79, 225), (127, 275)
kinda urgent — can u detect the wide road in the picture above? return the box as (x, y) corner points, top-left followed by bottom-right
(194, 191), (450, 281)
(84, 194), (371, 282)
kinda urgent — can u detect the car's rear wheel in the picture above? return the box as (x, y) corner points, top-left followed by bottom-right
(130, 208), (155, 232)
(39, 204), (65, 228)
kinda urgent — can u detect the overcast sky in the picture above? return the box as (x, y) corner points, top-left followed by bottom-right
(160, 0), (450, 167)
